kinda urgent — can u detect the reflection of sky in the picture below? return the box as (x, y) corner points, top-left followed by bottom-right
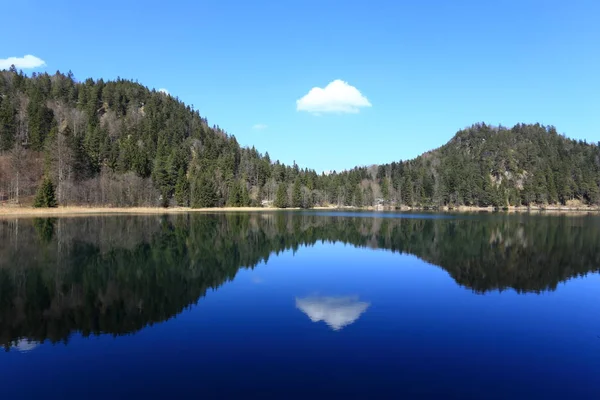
(1, 242), (600, 399)
(11, 339), (39, 352)
(296, 295), (370, 330)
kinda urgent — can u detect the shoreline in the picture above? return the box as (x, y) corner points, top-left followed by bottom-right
(437, 205), (600, 213)
(0, 204), (598, 218)
(0, 206), (312, 217)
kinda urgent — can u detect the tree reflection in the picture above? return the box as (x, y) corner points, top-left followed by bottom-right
(0, 212), (598, 349)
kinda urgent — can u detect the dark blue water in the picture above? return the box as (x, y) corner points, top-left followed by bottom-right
(1, 212), (599, 399)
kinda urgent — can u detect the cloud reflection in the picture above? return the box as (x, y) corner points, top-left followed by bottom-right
(295, 295), (370, 331)
(11, 339), (39, 352)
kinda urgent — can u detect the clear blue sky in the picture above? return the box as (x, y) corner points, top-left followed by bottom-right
(3, 0), (599, 172)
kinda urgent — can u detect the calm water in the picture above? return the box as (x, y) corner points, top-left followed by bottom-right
(1, 212), (599, 399)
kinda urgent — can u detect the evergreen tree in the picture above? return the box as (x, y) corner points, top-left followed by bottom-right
(27, 96), (55, 151)
(401, 178), (413, 206)
(292, 179), (303, 208)
(227, 180), (242, 206)
(354, 185), (364, 207)
(344, 184), (355, 206)
(174, 168), (190, 206)
(381, 178), (390, 202)
(0, 96), (16, 151)
(274, 183), (288, 208)
(65, 126), (93, 182)
(154, 159), (171, 207)
(480, 174), (494, 206)
(33, 176), (58, 208)
(546, 167), (558, 204)
(191, 174), (217, 208)
(521, 177), (535, 206)
(240, 183), (250, 206)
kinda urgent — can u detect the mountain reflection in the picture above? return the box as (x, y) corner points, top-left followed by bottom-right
(296, 296), (370, 331)
(0, 212), (599, 349)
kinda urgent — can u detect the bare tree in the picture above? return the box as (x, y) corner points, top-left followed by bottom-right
(46, 101), (75, 204)
(265, 178), (277, 202)
(70, 108), (86, 138)
(9, 144), (24, 204)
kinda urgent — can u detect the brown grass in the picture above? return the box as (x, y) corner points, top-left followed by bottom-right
(0, 204), (596, 218)
(0, 205), (341, 218)
(0, 206), (277, 217)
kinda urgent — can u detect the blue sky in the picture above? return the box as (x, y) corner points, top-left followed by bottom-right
(2, 0), (599, 172)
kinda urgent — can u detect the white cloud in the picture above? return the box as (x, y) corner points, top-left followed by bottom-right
(296, 79), (371, 114)
(252, 123), (268, 130)
(295, 295), (370, 331)
(158, 88), (169, 95)
(0, 55), (46, 70)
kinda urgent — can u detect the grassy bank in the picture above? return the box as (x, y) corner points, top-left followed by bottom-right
(0, 206), (340, 218)
(0, 204), (598, 218)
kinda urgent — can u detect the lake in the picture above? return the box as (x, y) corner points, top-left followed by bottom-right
(1, 211), (599, 399)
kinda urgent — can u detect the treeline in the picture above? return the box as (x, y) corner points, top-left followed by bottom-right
(1, 67), (599, 208)
(2, 212), (600, 348)
(376, 123), (600, 208)
(0, 67), (363, 208)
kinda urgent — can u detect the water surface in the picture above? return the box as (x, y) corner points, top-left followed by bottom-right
(1, 212), (599, 399)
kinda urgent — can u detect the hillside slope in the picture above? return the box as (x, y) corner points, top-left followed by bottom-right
(1, 68), (599, 208)
(376, 123), (600, 207)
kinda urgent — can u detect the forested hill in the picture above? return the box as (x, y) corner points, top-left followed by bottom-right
(1, 68), (599, 208)
(375, 123), (600, 207)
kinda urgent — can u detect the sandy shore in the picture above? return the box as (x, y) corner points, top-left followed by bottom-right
(0, 204), (598, 218)
(0, 206), (336, 218)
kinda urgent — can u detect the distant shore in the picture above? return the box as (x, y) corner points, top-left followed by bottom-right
(437, 205), (600, 214)
(0, 206), (309, 217)
(0, 204), (599, 218)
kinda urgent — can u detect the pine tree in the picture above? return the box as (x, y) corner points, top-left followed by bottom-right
(354, 185), (364, 207)
(0, 96), (16, 151)
(227, 180), (242, 206)
(345, 184), (355, 206)
(33, 176), (58, 208)
(521, 177), (535, 206)
(533, 171), (548, 204)
(174, 168), (190, 206)
(191, 174), (217, 208)
(292, 179), (303, 208)
(240, 183), (250, 206)
(546, 167), (558, 204)
(274, 182), (288, 208)
(401, 177), (413, 206)
(381, 178), (390, 202)
(27, 96), (55, 151)
(152, 147), (172, 207)
(480, 174), (494, 207)
(588, 179), (600, 205)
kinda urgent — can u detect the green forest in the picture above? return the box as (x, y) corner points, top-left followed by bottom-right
(1, 67), (599, 208)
